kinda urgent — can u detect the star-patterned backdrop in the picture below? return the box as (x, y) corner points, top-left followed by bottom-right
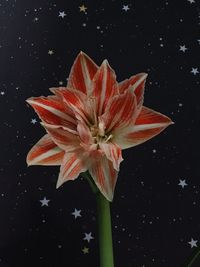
(0, 0), (200, 266)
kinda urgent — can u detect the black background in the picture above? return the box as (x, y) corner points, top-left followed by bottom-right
(0, 0), (200, 266)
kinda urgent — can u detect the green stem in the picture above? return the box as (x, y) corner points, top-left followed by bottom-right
(96, 192), (114, 267)
(186, 248), (200, 267)
(82, 171), (99, 194)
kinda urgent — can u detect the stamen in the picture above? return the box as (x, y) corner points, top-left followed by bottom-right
(98, 121), (105, 137)
(105, 134), (113, 143)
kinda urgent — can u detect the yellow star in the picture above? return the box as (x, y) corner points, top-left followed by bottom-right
(82, 247), (89, 254)
(79, 4), (87, 13)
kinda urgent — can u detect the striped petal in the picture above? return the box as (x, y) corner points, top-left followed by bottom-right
(99, 142), (123, 171)
(41, 123), (80, 152)
(67, 51), (98, 95)
(100, 88), (137, 133)
(50, 87), (93, 125)
(119, 73), (147, 110)
(89, 155), (118, 202)
(56, 150), (88, 188)
(26, 134), (65, 166)
(77, 120), (93, 145)
(26, 95), (76, 130)
(91, 60), (118, 116)
(113, 106), (174, 149)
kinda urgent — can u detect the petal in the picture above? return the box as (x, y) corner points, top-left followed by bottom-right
(99, 142), (123, 171)
(56, 150), (88, 188)
(41, 122), (80, 152)
(113, 106), (174, 149)
(26, 95), (76, 130)
(50, 87), (94, 125)
(89, 156), (118, 202)
(26, 134), (65, 166)
(91, 60), (118, 116)
(77, 120), (93, 145)
(119, 73), (148, 110)
(100, 89), (137, 133)
(67, 51), (98, 94)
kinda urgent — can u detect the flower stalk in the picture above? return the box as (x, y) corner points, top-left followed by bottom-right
(96, 192), (114, 267)
(84, 171), (114, 267)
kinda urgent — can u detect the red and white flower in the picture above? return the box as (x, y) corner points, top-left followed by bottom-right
(26, 52), (173, 201)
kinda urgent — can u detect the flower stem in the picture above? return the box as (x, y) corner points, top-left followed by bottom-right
(185, 247), (200, 267)
(96, 192), (114, 267)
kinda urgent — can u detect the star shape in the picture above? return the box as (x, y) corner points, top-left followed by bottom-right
(48, 50), (54, 55)
(40, 197), (50, 207)
(179, 45), (188, 52)
(188, 238), (198, 248)
(31, 118), (37, 124)
(79, 5), (87, 12)
(83, 232), (94, 243)
(122, 5), (130, 11)
(71, 208), (82, 219)
(178, 179), (188, 188)
(33, 17), (39, 22)
(191, 67), (199, 75)
(82, 247), (89, 254)
(58, 11), (66, 18)
(0, 91), (5, 95)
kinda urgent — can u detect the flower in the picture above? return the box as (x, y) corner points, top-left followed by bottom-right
(26, 51), (173, 201)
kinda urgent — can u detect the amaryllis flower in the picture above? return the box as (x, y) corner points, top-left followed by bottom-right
(26, 51), (173, 201)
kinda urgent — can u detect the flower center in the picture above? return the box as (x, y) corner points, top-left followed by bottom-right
(90, 122), (113, 145)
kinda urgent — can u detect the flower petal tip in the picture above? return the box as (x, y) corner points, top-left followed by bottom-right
(56, 179), (64, 189)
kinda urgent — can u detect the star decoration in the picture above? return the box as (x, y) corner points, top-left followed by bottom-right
(188, 238), (198, 248)
(178, 179), (188, 188)
(179, 45), (188, 52)
(40, 197), (50, 207)
(122, 5), (130, 11)
(191, 68), (199, 75)
(82, 247), (89, 254)
(58, 11), (66, 18)
(83, 232), (94, 243)
(0, 91), (5, 95)
(79, 5), (87, 13)
(31, 118), (37, 124)
(48, 50), (54, 55)
(71, 208), (82, 219)
(33, 17), (39, 22)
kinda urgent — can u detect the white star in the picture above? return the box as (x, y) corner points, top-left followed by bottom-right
(122, 5), (130, 11)
(58, 11), (66, 18)
(59, 81), (63, 85)
(40, 197), (50, 207)
(83, 232), (94, 243)
(71, 208), (82, 219)
(33, 17), (39, 22)
(48, 50), (54, 55)
(187, 0), (195, 3)
(31, 118), (37, 124)
(178, 179), (188, 188)
(188, 238), (198, 248)
(179, 45), (188, 52)
(0, 91), (5, 95)
(191, 68), (199, 75)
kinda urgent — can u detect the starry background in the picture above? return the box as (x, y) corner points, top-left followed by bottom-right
(0, 0), (200, 266)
